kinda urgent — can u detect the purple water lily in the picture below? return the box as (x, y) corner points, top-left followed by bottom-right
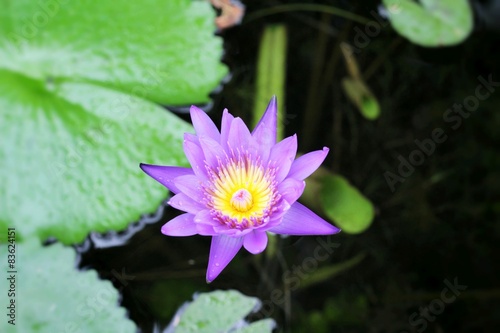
(141, 97), (340, 282)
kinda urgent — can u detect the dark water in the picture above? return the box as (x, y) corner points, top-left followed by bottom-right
(78, 1), (500, 332)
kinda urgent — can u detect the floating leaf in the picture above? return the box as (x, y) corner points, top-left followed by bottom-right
(167, 290), (274, 333)
(341, 77), (381, 120)
(0, 239), (136, 333)
(382, 0), (473, 47)
(0, 0), (227, 105)
(0, 73), (192, 244)
(319, 174), (375, 234)
(0, 0), (227, 243)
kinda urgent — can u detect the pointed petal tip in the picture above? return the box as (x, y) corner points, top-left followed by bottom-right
(205, 266), (221, 283)
(287, 147), (330, 180)
(139, 163), (151, 172)
(139, 162), (165, 174)
(252, 96), (278, 142)
(270, 202), (340, 236)
(324, 225), (342, 235)
(189, 106), (221, 142)
(267, 96), (277, 114)
(206, 235), (243, 283)
(205, 263), (223, 283)
(189, 105), (203, 113)
(161, 214), (198, 236)
(205, 271), (217, 283)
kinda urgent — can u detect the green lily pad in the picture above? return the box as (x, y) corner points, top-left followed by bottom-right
(0, 0), (227, 244)
(169, 290), (275, 333)
(0, 0), (227, 105)
(319, 174), (375, 234)
(0, 239), (136, 333)
(383, 0), (473, 47)
(0, 71), (193, 244)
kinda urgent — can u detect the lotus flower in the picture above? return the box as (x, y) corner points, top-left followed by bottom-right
(141, 97), (340, 282)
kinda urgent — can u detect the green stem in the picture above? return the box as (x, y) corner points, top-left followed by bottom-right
(253, 24), (287, 141)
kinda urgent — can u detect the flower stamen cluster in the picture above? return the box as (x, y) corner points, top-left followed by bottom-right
(204, 152), (279, 230)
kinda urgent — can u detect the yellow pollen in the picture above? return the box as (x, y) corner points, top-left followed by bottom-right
(208, 157), (274, 224)
(230, 189), (253, 212)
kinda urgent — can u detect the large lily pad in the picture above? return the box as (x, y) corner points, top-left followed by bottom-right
(167, 290), (275, 333)
(0, 0), (227, 105)
(383, 0), (473, 47)
(0, 0), (227, 243)
(0, 239), (136, 333)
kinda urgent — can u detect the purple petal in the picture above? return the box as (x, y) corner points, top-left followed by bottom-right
(194, 211), (232, 235)
(243, 231), (268, 254)
(252, 96), (277, 145)
(190, 106), (220, 142)
(269, 202), (340, 235)
(213, 224), (241, 236)
(161, 213), (198, 236)
(183, 134), (208, 180)
(140, 164), (193, 194)
(227, 117), (255, 154)
(194, 209), (218, 225)
(268, 134), (297, 182)
(220, 108), (234, 150)
(196, 223), (217, 236)
(262, 200), (291, 229)
(206, 235), (243, 282)
(198, 135), (226, 169)
(173, 175), (205, 203)
(277, 178), (305, 204)
(287, 147), (329, 180)
(168, 193), (205, 214)
(184, 132), (199, 144)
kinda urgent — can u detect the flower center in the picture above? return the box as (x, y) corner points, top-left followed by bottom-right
(230, 189), (253, 212)
(204, 154), (278, 229)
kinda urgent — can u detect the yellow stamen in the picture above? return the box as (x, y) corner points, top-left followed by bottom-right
(208, 157), (274, 224)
